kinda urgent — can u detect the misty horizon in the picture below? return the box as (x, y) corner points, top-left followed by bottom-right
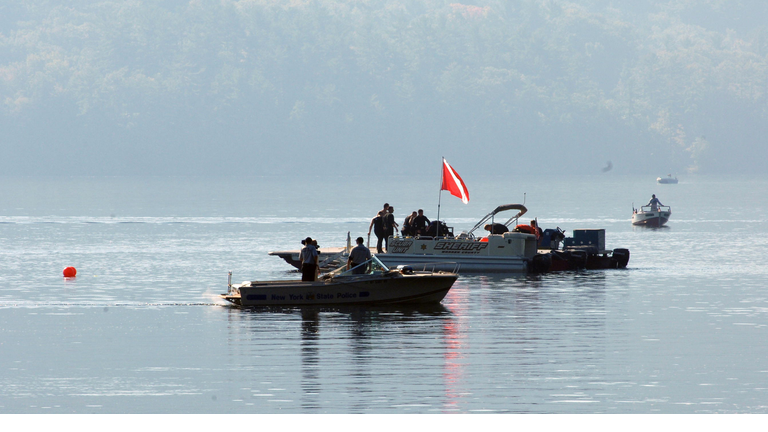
(2, 1), (767, 178)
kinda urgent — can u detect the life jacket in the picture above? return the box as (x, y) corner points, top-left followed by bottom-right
(514, 224), (540, 239)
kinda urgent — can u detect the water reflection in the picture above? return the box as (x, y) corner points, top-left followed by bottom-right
(221, 269), (617, 413)
(299, 309), (320, 410)
(443, 272), (612, 412)
(225, 304), (456, 413)
(441, 282), (470, 412)
(632, 225), (671, 231)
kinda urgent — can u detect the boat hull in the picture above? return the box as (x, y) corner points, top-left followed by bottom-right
(632, 211), (670, 227)
(222, 273), (457, 306)
(375, 233), (537, 273)
(533, 247), (630, 272)
(376, 253), (529, 273)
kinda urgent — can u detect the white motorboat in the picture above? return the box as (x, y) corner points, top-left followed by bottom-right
(221, 256), (458, 307)
(376, 204), (540, 273)
(657, 175), (678, 184)
(632, 205), (672, 227)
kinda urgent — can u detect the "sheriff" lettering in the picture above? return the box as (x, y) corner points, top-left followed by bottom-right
(434, 241), (488, 252)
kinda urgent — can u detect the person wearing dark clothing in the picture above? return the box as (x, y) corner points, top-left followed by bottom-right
(347, 237), (372, 274)
(411, 209), (430, 235)
(368, 213), (385, 253)
(484, 223), (509, 234)
(299, 237), (319, 281)
(384, 207), (398, 252)
(402, 211), (417, 237)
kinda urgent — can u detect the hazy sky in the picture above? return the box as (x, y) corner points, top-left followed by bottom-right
(2, 0), (767, 177)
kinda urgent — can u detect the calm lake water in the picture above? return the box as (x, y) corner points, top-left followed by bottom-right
(1, 174), (767, 413)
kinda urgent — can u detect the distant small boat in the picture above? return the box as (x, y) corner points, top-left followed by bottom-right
(657, 174), (678, 184)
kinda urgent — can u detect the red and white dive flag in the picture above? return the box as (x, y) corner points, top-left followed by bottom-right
(441, 158), (469, 204)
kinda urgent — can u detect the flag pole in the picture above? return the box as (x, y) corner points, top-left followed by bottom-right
(437, 157), (444, 223)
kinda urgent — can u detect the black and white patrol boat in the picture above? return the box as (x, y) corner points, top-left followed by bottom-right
(222, 256), (458, 306)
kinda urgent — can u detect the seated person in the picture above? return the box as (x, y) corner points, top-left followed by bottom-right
(401, 211), (417, 237)
(411, 209), (431, 235)
(425, 220), (452, 237)
(484, 223), (509, 234)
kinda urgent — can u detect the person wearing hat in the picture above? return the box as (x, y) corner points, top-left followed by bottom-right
(647, 194), (663, 212)
(299, 237), (319, 281)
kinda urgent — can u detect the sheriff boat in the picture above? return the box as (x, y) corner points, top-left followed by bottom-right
(375, 204), (540, 273)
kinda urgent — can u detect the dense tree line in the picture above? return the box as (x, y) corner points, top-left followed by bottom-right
(1, 0), (767, 176)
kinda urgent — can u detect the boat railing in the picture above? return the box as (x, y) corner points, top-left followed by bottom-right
(407, 262), (460, 274)
(226, 271), (240, 296)
(639, 205), (671, 213)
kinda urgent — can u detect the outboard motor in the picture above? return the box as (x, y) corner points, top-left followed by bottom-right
(612, 248), (630, 268)
(567, 249), (589, 269)
(529, 253), (552, 273)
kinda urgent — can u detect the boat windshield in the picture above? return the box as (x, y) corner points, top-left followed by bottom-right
(639, 205), (671, 212)
(323, 255), (390, 278)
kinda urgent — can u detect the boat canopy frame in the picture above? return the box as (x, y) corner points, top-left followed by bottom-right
(466, 204), (528, 236)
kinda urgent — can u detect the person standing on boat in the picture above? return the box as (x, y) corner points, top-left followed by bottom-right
(412, 209), (431, 236)
(384, 206), (399, 251)
(347, 237), (372, 274)
(299, 237), (319, 281)
(647, 194), (663, 211)
(376, 203), (390, 218)
(369, 204), (387, 254)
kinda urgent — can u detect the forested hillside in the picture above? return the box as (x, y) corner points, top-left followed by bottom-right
(2, 0), (767, 176)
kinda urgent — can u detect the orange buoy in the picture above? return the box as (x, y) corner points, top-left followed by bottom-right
(63, 267), (77, 278)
